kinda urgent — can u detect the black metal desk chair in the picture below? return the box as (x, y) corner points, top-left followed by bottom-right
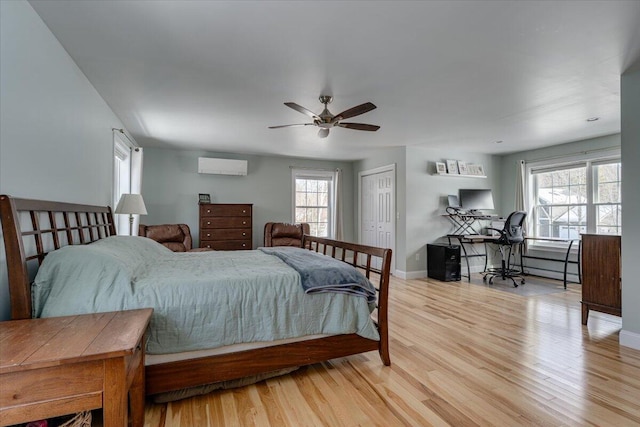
(482, 211), (527, 287)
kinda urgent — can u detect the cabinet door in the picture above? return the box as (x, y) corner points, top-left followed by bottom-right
(582, 235), (621, 310)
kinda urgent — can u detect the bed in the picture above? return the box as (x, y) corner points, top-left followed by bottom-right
(0, 194), (392, 398)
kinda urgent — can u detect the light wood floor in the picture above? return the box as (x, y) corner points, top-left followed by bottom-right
(142, 275), (640, 426)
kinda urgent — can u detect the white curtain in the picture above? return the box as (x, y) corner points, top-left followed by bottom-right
(333, 168), (343, 240)
(130, 147), (144, 236)
(515, 160), (527, 215)
(113, 135), (130, 235)
(515, 159), (528, 251)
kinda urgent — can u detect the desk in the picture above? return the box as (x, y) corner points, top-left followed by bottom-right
(0, 309), (152, 427)
(447, 234), (499, 281)
(522, 237), (581, 289)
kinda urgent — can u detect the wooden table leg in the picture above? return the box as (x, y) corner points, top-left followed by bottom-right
(104, 358), (127, 427)
(128, 353), (145, 427)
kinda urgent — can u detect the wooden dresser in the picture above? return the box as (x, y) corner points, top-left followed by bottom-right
(581, 233), (621, 325)
(199, 203), (252, 250)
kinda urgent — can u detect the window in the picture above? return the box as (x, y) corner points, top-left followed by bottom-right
(594, 162), (622, 234)
(533, 165), (587, 239)
(528, 154), (621, 241)
(292, 169), (335, 237)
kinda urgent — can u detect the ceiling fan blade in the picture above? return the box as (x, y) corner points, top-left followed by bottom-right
(336, 122), (380, 131)
(333, 102), (377, 121)
(318, 128), (330, 138)
(284, 102), (319, 119)
(268, 123), (314, 129)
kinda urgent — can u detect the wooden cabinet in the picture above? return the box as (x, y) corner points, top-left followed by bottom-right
(581, 234), (621, 325)
(199, 203), (252, 250)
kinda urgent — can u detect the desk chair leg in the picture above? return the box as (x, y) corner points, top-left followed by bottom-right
(483, 242), (489, 272)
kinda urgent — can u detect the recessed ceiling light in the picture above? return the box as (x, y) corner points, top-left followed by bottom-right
(494, 140), (503, 144)
(586, 117), (599, 122)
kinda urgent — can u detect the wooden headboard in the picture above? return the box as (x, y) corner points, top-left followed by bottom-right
(0, 194), (116, 320)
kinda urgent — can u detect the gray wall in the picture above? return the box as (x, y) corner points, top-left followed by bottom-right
(406, 147), (500, 275)
(621, 63), (640, 349)
(0, 1), (128, 321)
(141, 148), (354, 249)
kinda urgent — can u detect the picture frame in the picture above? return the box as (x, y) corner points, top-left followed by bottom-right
(476, 165), (485, 176)
(457, 161), (468, 175)
(467, 164), (479, 175)
(198, 193), (211, 204)
(446, 159), (459, 174)
(435, 161), (447, 174)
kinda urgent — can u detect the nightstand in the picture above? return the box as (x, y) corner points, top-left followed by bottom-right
(0, 308), (152, 427)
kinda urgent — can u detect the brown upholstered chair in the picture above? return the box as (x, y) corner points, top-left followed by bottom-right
(264, 222), (310, 248)
(138, 223), (194, 252)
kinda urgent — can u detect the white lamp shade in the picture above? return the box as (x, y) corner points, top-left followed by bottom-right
(115, 193), (148, 215)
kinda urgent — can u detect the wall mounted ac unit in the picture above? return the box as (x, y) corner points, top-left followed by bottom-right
(198, 157), (248, 176)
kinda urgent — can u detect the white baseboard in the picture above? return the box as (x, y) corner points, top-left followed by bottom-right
(620, 330), (640, 351)
(395, 270), (427, 280)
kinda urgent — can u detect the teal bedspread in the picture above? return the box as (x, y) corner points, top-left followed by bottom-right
(31, 236), (379, 354)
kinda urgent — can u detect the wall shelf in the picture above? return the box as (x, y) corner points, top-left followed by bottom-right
(433, 173), (487, 178)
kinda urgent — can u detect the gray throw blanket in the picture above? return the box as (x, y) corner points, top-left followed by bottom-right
(259, 247), (377, 303)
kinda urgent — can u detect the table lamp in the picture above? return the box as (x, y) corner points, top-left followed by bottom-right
(115, 193), (148, 236)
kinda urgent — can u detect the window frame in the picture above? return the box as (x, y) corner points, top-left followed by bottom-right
(291, 168), (336, 238)
(525, 149), (621, 251)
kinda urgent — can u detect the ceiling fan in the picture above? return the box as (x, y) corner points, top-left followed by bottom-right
(269, 95), (380, 138)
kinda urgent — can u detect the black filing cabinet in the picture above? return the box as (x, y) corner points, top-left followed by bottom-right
(427, 244), (461, 281)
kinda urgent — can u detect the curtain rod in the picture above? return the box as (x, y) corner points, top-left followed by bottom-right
(289, 166), (341, 172)
(111, 128), (139, 149)
(523, 145), (620, 164)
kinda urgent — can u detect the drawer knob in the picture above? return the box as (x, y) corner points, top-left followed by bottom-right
(242, 210), (246, 213)
(207, 245), (211, 248)
(207, 233), (211, 237)
(207, 209), (211, 213)
(207, 221), (210, 225)
(242, 243), (246, 247)
(243, 221), (247, 225)
(242, 232), (246, 236)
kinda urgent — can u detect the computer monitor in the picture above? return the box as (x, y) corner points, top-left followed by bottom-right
(459, 189), (494, 211)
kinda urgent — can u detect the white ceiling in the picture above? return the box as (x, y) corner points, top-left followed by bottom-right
(29, 0), (640, 161)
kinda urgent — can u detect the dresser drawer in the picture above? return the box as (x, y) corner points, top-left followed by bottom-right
(200, 229), (250, 241)
(201, 217), (251, 229)
(201, 240), (252, 250)
(200, 204), (251, 218)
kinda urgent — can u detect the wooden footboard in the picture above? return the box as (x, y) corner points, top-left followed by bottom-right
(0, 194), (393, 396)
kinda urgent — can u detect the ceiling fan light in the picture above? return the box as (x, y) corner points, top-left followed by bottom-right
(318, 128), (330, 138)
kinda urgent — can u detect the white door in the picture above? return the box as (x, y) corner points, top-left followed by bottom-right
(376, 171), (394, 251)
(360, 166), (396, 271)
(361, 173), (377, 247)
